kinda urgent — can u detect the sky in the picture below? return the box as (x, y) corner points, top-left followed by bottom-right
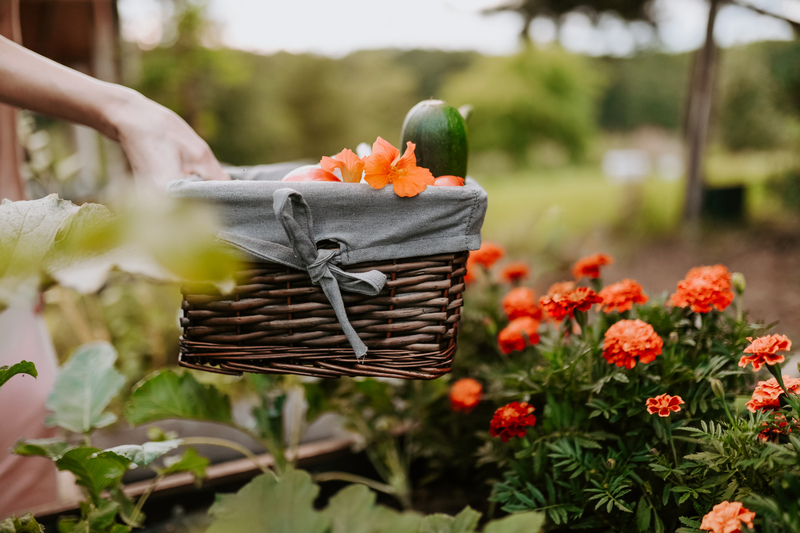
(117, 0), (798, 57)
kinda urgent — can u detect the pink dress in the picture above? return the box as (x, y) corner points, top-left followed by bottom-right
(0, 305), (59, 517)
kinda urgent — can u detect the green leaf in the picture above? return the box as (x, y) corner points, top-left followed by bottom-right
(46, 342), (125, 434)
(0, 513), (45, 533)
(124, 369), (233, 426)
(419, 507), (481, 533)
(207, 470), (329, 533)
(483, 511), (545, 533)
(54, 448), (130, 502)
(0, 360), (37, 389)
(635, 496), (651, 532)
(13, 438), (73, 460)
(104, 439), (183, 467)
(159, 447), (209, 480)
(324, 484), (380, 533)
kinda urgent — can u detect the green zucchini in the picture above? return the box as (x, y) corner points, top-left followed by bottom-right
(400, 99), (469, 178)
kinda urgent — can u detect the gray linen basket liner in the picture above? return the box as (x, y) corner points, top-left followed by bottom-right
(167, 164), (488, 360)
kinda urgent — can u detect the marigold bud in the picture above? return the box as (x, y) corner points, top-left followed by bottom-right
(710, 378), (726, 401)
(731, 272), (746, 295)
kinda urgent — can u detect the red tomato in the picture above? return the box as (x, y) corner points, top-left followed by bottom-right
(433, 175), (465, 187)
(281, 165), (341, 182)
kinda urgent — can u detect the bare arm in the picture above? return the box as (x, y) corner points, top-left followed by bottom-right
(0, 35), (229, 186)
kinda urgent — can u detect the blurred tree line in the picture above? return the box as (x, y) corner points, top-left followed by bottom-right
(130, 3), (800, 170)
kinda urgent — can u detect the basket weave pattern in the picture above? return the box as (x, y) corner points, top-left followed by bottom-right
(179, 251), (467, 379)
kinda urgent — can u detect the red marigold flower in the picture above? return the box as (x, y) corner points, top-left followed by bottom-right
(646, 393), (685, 417)
(502, 287), (542, 321)
(450, 378), (483, 413)
(500, 262), (530, 283)
(498, 316), (540, 354)
(572, 253), (614, 280)
(602, 319), (663, 369)
(470, 242), (505, 269)
(745, 376), (800, 413)
(539, 285), (603, 321)
(489, 401), (537, 442)
(700, 501), (755, 533)
(758, 413), (799, 442)
(670, 265), (734, 313)
(739, 334), (792, 371)
(598, 279), (649, 314)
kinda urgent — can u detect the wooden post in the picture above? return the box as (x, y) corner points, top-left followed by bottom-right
(682, 0), (720, 225)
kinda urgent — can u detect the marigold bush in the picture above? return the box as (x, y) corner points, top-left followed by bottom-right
(446, 249), (800, 532)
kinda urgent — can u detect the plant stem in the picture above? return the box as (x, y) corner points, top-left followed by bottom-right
(129, 473), (164, 526)
(312, 471), (399, 499)
(181, 436), (271, 475)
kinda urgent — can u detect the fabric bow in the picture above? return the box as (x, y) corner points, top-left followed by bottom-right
(218, 188), (387, 359)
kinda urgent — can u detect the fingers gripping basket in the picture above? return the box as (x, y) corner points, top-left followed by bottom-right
(168, 165), (488, 380)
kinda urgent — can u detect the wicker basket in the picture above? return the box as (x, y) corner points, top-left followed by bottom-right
(179, 251), (467, 380)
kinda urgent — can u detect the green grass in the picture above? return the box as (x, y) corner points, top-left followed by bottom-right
(474, 147), (798, 261)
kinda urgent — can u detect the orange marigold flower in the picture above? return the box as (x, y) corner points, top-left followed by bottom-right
(739, 334), (792, 371)
(500, 262), (530, 283)
(646, 393), (684, 417)
(700, 501), (755, 533)
(502, 287), (542, 321)
(670, 264), (734, 313)
(758, 413), (799, 442)
(572, 253), (614, 280)
(597, 279), (649, 313)
(745, 376), (800, 413)
(602, 319), (663, 369)
(539, 285), (603, 321)
(450, 378), (482, 413)
(470, 242), (505, 269)
(498, 316), (540, 354)
(320, 148), (365, 183)
(489, 401), (537, 442)
(363, 137), (435, 197)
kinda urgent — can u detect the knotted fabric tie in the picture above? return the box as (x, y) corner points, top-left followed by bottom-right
(269, 189), (387, 359)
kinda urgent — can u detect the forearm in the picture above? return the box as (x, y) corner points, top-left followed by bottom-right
(0, 34), (133, 141)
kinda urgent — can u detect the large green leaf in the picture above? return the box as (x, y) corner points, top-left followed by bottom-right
(419, 507), (481, 533)
(0, 360), (37, 389)
(483, 512), (546, 533)
(207, 470), (329, 533)
(45, 342), (125, 434)
(104, 439), (183, 468)
(124, 369), (233, 426)
(13, 438), (73, 460)
(323, 484), (423, 533)
(55, 448), (130, 502)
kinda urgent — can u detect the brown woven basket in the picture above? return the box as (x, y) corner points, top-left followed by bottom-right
(178, 251), (467, 379)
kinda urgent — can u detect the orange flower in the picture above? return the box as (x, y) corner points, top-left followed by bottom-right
(739, 334), (792, 371)
(700, 501), (755, 533)
(500, 262), (530, 283)
(597, 279), (649, 313)
(470, 242), (505, 269)
(363, 137), (434, 197)
(320, 148), (365, 183)
(745, 376), (800, 412)
(498, 316), (540, 354)
(539, 285), (603, 321)
(670, 265), (734, 313)
(572, 253), (614, 280)
(646, 393), (684, 417)
(758, 413), (798, 442)
(602, 319), (663, 369)
(449, 378), (482, 413)
(489, 401), (537, 442)
(502, 287), (542, 321)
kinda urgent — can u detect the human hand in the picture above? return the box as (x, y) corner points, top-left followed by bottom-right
(109, 89), (229, 187)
